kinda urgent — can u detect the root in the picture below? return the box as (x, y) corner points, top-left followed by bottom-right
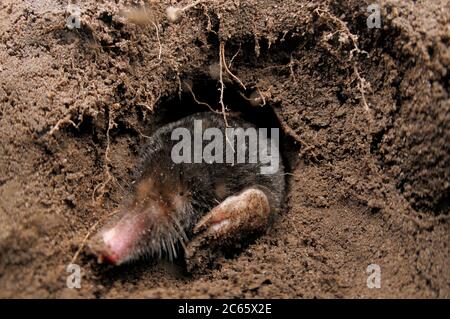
(218, 42), (238, 152)
(315, 8), (372, 121)
(229, 44), (241, 68)
(92, 106), (117, 203)
(135, 87), (161, 119)
(353, 64), (372, 117)
(70, 220), (100, 265)
(152, 21), (162, 61)
(70, 209), (119, 265)
(314, 8), (365, 59)
(135, 128), (152, 139)
(46, 104), (88, 137)
(216, 41), (248, 127)
(240, 87), (268, 107)
(241, 84), (271, 108)
(186, 83), (222, 114)
(220, 42), (246, 90)
(218, 42), (229, 128)
(256, 87), (267, 106)
(121, 6), (162, 61)
(288, 55), (298, 84)
(201, 3), (217, 35)
(47, 114), (78, 136)
(272, 107), (318, 161)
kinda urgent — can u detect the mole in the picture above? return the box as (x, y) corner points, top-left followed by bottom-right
(88, 112), (285, 268)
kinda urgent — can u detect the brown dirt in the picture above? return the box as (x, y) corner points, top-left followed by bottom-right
(0, 0), (449, 298)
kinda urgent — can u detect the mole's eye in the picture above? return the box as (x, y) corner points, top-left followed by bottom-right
(179, 192), (184, 196)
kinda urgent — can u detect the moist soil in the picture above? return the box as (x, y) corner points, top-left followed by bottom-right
(0, 0), (449, 298)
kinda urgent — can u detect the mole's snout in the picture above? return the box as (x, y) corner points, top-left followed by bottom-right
(88, 212), (147, 265)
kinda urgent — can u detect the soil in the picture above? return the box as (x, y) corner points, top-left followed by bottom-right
(0, 0), (448, 298)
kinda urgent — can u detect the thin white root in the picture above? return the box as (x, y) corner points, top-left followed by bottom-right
(152, 21), (162, 60)
(314, 8), (371, 122)
(47, 115), (78, 136)
(228, 44), (241, 68)
(353, 64), (371, 116)
(314, 8), (366, 59)
(70, 209), (119, 264)
(92, 108), (116, 203)
(186, 83), (222, 114)
(70, 220), (101, 265)
(218, 42), (229, 128)
(272, 107), (318, 161)
(218, 42), (237, 153)
(220, 42), (246, 90)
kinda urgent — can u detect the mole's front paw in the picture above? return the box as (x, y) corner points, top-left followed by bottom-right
(185, 187), (271, 272)
(194, 188), (271, 238)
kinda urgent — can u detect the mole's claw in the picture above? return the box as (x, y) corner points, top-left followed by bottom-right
(193, 188), (271, 239)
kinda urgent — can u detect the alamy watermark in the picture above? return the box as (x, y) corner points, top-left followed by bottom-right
(66, 4), (81, 30)
(171, 120), (280, 175)
(367, 3), (381, 29)
(66, 263), (81, 289)
(366, 263), (381, 289)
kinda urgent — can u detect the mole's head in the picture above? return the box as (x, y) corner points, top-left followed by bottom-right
(88, 165), (195, 265)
